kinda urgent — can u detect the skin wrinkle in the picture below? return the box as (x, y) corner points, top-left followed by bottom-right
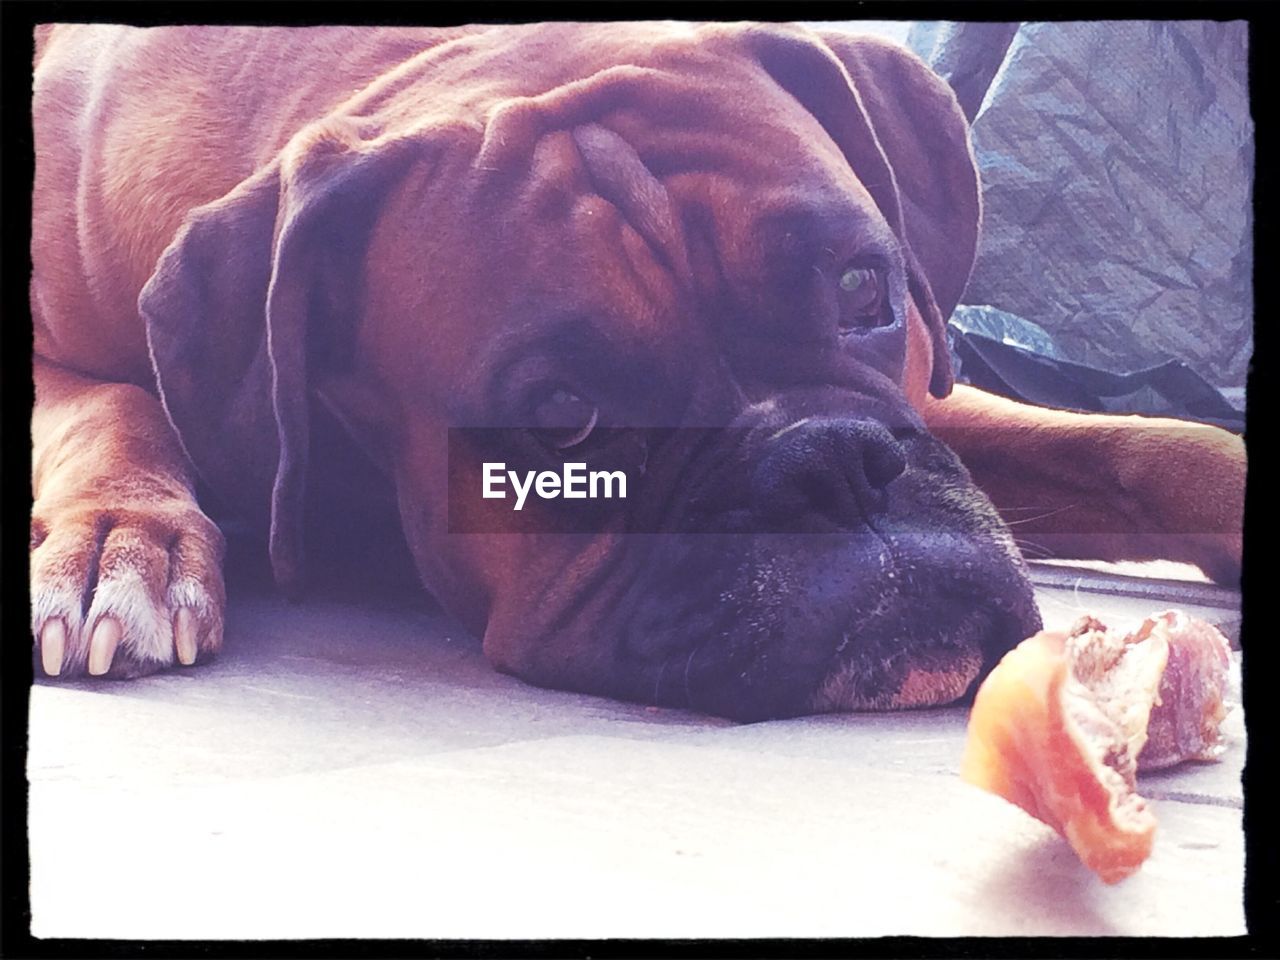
(571, 123), (692, 294)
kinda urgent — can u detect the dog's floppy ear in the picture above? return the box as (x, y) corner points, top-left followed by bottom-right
(748, 27), (981, 397)
(139, 126), (414, 590)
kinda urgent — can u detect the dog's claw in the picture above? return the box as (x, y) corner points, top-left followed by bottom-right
(87, 617), (121, 676)
(31, 501), (225, 680)
(174, 607), (198, 665)
(40, 619), (66, 677)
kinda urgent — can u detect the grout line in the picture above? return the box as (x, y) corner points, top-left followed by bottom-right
(1144, 790), (1242, 810)
(1026, 562), (1240, 606)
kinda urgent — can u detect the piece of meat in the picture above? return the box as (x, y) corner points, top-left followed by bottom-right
(1137, 610), (1232, 771)
(960, 611), (1231, 884)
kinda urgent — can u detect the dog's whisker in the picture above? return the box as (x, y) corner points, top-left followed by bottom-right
(1034, 588), (1093, 617)
(1011, 536), (1055, 560)
(682, 635), (709, 710)
(1002, 504), (1080, 527)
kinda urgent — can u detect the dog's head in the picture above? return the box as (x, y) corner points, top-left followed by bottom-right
(140, 23), (1040, 720)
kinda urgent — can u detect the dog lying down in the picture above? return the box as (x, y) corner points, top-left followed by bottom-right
(31, 23), (1244, 727)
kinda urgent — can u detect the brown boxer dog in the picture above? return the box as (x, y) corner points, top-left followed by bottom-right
(31, 23), (1245, 720)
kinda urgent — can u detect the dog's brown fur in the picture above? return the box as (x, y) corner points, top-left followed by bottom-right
(31, 23), (1244, 700)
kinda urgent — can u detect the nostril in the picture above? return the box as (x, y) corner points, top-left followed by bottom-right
(859, 424), (907, 490)
(751, 418), (908, 529)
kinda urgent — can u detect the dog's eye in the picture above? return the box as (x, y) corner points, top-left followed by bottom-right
(836, 265), (889, 332)
(532, 385), (599, 450)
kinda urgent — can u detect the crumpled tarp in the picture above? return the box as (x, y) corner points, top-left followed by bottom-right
(909, 20), (1253, 389)
(947, 307), (1244, 432)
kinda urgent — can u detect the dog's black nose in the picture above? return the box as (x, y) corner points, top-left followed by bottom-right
(750, 418), (907, 529)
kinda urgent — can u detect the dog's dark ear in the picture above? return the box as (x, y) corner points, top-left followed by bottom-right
(139, 128), (413, 590)
(749, 27), (981, 397)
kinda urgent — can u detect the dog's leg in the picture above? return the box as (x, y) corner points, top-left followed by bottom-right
(923, 384), (1245, 585)
(31, 358), (226, 678)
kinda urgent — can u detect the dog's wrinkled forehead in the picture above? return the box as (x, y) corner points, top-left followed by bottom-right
(472, 30), (880, 215)
(566, 107), (895, 279)
(459, 38), (898, 327)
(361, 21), (964, 421)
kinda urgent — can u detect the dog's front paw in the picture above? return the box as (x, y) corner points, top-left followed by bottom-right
(30, 499), (226, 679)
(1115, 420), (1245, 587)
(1165, 426), (1245, 587)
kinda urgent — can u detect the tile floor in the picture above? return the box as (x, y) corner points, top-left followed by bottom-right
(27, 561), (1244, 938)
